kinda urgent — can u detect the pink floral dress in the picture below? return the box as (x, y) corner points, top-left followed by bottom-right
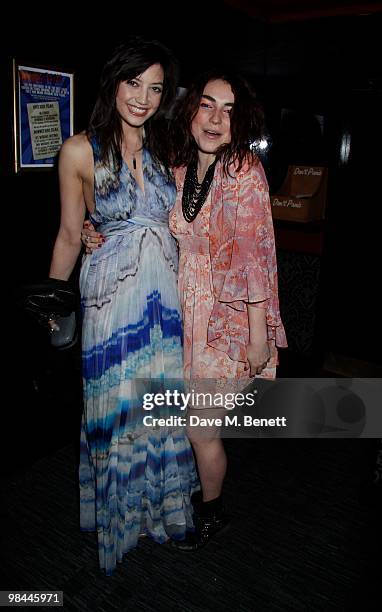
(170, 193), (249, 383)
(169, 161), (287, 386)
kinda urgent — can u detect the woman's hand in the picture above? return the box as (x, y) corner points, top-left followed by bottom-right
(81, 220), (105, 253)
(245, 339), (271, 377)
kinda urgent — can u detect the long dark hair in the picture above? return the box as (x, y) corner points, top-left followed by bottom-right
(171, 70), (265, 173)
(87, 36), (178, 171)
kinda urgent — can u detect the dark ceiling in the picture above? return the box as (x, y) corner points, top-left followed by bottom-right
(224, 0), (382, 21)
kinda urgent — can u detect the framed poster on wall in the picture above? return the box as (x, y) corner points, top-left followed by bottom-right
(13, 61), (74, 172)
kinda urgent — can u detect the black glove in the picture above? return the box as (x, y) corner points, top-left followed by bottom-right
(17, 278), (78, 326)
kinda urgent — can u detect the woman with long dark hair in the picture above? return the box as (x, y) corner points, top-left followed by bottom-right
(48, 37), (198, 575)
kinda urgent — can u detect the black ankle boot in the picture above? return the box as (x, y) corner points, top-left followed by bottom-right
(172, 496), (230, 552)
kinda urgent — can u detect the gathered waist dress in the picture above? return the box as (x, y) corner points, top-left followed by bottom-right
(78, 142), (198, 575)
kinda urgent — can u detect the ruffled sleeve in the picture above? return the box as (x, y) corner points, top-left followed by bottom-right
(207, 160), (287, 361)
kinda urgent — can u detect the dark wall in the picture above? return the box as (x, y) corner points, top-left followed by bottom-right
(2, 6), (381, 366)
(257, 16), (382, 365)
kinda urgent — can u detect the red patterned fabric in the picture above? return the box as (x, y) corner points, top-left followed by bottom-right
(171, 158), (287, 371)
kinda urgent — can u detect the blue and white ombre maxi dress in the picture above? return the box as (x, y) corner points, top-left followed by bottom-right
(79, 140), (198, 575)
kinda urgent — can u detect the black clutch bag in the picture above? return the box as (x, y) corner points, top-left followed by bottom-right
(17, 278), (79, 349)
(50, 311), (78, 349)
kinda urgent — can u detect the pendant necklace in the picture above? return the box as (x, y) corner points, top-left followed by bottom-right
(182, 159), (217, 223)
(123, 146), (139, 171)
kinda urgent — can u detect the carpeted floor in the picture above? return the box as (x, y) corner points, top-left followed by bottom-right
(1, 436), (380, 612)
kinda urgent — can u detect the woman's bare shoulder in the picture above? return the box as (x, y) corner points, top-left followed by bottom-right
(60, 132), (91, 156)
(59, 133), (93, 173)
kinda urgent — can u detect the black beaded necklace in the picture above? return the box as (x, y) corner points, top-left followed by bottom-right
(182, 159), (217, 223)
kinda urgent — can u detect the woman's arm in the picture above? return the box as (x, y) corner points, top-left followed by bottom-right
(81, 220), (105, 253)
(246, 302), (270, 376)
(240, 161), (273, 374)
(49, 137), (87, 280)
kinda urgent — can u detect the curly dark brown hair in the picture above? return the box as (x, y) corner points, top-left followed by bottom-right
(171, 70), (265, 173)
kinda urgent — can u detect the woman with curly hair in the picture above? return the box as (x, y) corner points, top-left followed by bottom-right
(168, 71), (287, 549)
